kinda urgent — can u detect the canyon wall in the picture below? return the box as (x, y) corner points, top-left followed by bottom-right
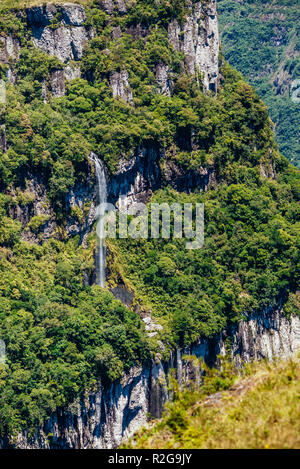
(1, 305), (299, 449)
(0, 1), (298, 451)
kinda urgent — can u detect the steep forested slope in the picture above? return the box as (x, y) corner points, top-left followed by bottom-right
(0, 0), (298, 440)
(218, 0), (300, 168)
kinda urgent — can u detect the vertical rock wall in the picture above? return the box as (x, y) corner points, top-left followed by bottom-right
(1, 306), (299, 449)
(168, 0), (219, 91)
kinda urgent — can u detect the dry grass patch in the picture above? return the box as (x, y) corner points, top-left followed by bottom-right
(124, 355), (300, 449)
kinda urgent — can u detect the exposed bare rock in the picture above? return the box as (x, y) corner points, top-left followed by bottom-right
(6, 68), (16, 84)
(61, 2), (87, 26)
(25, 4), (89, 99)
(126, 24), (149, 40)
(31, 25), (92, 63)
(109, 70), (133, 103)
(163, 160), (216, 193)
(41, 80), (48, 103)
(168, 18), (181, 51)
(189, 306), (300, 370)
(156, 63), (171, 96)
(64, 63), (81, 81)
(260, 160), (276, 179)
(26, 3), (57, 26)
(0, 125), (6, 153)
(27, 4), (94, 63)
(168, 0), (219, 91)
(109, 146), (161, 209)
(42, 64), (81, 100)
(109, 147), (215, 210)
(7, 163), (97, 245)
(65, 176), (97, 244)
(8, 175), (57, 243)
(0, 34), (20, 83)
(112, 25), (122, 39)
(116, 0), (127, 14)
(110, 285), (134, 307)
(273, 68), (291, 96)
(100, 0), (115, 14)
(0, 34), (20, 63)
(8, 147), (161, 244)
(100, 0), (127, 15)
(49, 69), (66, 97)
(27, 3), (87, 27)
(231, 308), (300, 366)
(142, 315), (163, 336)
(1, 365), (151, 449)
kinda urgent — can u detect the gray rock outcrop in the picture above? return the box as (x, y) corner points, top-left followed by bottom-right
(168, 0), (219, 91)
(27, 4), (93, 63)
(109, 70), (133, 103)
(24, 3), (94, 99)
(0, 34), (20, 64)
(100, 0), (127, 15)
(9, 146), (215, 243)
(0, 34), (20, 83)
(156, 63), (171, 96)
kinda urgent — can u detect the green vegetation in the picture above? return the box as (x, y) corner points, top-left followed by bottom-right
(218, 0), (300, 168)
(124, 354), (300, 449)
(0, 0), (298, 438)
(0, 0), (90, 9)
(112, 66), (299, 350)
(0, 232), (148, 436)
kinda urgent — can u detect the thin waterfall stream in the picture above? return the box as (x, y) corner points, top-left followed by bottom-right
(90, 153), (107, 288)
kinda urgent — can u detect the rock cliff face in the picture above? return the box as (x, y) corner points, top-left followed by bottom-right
(0, 0), (219, 241)
(7, 161), (98, 245)
(156, 63), (171, 96)
(0, 3), (91, 96)
(109, 70), (133, 104)
(7, 143), (214, 244)
(27, 3), (93, 63)
(0, 35), (20, 66)
(100, 0), (128, 15)
(1, 305), (299, 449)
(0, 1), (219, 100)
(109, 146), (162, 208)
(103, 0), (220, 95)
(25, 3), (93, 99)
(168, 0), (219, 91)
(0, 34), (20, 83)
(0, 125), (6, 153)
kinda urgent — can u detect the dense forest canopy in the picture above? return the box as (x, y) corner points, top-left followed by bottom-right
(0, 0), (298, 437)
(218, 0), (300, 168)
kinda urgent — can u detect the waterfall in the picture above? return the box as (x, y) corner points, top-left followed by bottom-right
(90, 152), (107, 288)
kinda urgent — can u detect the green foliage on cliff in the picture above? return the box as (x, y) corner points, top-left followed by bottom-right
(111, 64), (299, 349)
(0, 0), (298, 438)
(124, 355), (300, 449)
(114, 166), (299, 349)
(0, 233), (148, 435)
(218, 0), (300, 168)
